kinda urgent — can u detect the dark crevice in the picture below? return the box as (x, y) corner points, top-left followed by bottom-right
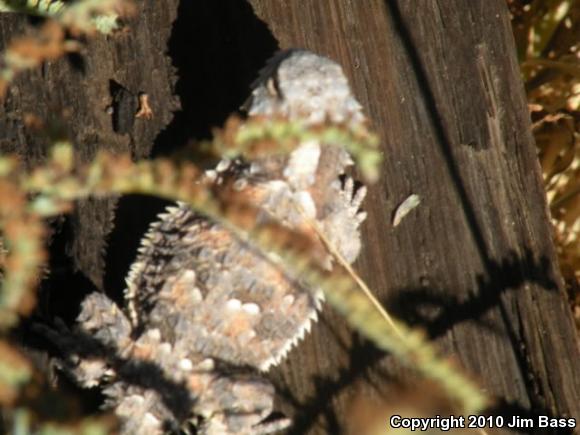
(103, 195), (172, 307)
(19, 0), (280, 424)
(105, 0), (279, 315)
(151, 0), (279, 158)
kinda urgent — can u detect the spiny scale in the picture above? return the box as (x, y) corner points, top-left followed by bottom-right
(125, 204), (325, 372)
(46, 50), (370, 435)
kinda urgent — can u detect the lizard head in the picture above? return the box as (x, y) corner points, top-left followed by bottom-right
(239, 50), (370, 266)
(243, 49), (365, 127)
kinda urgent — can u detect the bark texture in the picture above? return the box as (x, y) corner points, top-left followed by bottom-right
(0, 1), (578, 434)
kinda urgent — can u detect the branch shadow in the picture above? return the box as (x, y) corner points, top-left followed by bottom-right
(18, 0), (281, 426)
(31, 322), (196, 429)
(15, 2), (573, 434)
(387, 248), (557, 339)
(30, 312), (297, 433)
(274, 330), (393, 435)
(274, 250), (566, 434)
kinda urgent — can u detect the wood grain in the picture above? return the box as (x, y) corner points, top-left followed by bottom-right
(250, 0), (580, 433)
(0, 1), (578, 434)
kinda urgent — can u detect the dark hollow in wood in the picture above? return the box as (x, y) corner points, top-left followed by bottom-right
(1, 1), (578, 434)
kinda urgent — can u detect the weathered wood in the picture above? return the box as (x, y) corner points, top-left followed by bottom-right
(0, 1), (180, 293)
(249, 0), (580, 433)
(1, 0), (578, 434)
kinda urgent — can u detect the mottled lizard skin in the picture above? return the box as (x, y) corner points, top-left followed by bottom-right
(42, 50), (369, 435)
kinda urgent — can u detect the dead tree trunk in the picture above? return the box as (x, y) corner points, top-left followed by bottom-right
(1, 0), (578, 434)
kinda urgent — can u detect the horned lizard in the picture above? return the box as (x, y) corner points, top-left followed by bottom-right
(40, 49), (369, 434)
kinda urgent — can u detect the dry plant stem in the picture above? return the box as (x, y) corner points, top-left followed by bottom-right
(294, 205), (488, 415)
(522, 59), (580, 75)
(551, 185), (580, 210)
(303, 254), (488, 415)
(298, 205), (405, 342)
(0, 131), (487, 421)
(525, 0), (573, 60)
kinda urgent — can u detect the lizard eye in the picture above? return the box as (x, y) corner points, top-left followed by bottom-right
(266, 75), (283, 99)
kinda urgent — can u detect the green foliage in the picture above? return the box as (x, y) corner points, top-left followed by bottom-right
(0, 342), (31, 403)
(0, 0), (134, 99)
(8, 410), (114, 435)
(0, 0), (128, 34)
(214, 116), (382, 182)
(0, 2), (494, 429)
(0, 115), (488, 433)
(0, 0), (66, 16)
